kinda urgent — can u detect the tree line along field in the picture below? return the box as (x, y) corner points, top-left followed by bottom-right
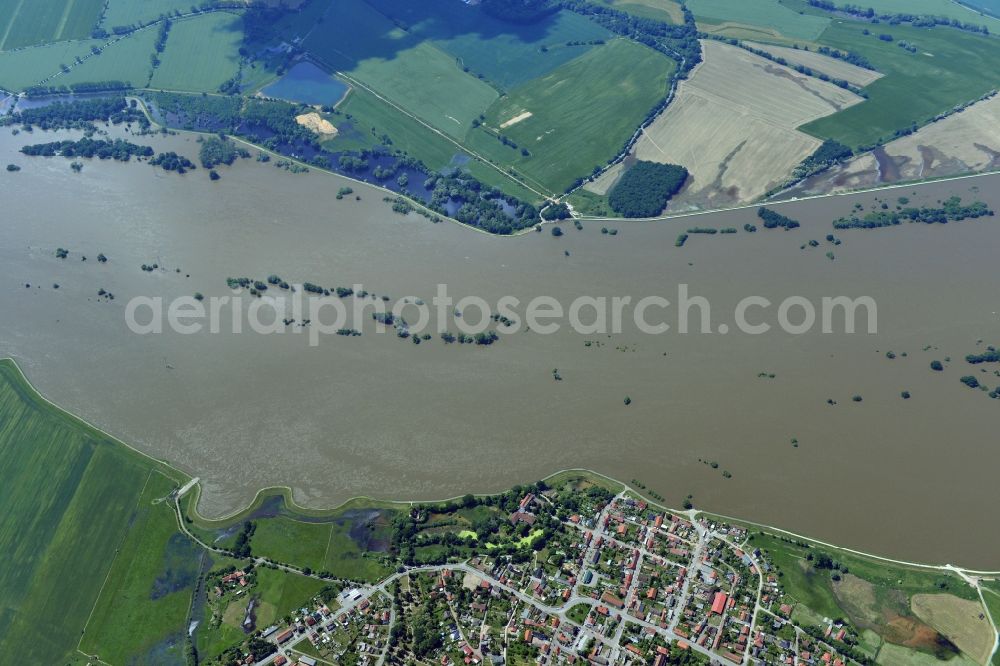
(100, 0), (201, 32)
(149, 12), (245, 93)
(598, 0), (685, 24)
(54, 26), (159, 89)
(0, 10), (245, 95)
(688, 0), (831, 41)
(835, 0), (1000, 32)
(631, 40), (860, 209)
(468, 38), (674, 194)
(799, 18), (1000, 149)
(297, 0), (677, 198)
(0, 37), (104, 91)
(0, 0), (103, 50)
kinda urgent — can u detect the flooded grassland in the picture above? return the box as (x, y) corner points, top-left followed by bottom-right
(2, 127), (998, 567)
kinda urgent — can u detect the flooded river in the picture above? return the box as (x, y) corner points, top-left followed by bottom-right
(2, 127), (998, 567)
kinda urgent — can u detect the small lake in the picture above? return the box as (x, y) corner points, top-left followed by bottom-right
(261, 62), (349, 107)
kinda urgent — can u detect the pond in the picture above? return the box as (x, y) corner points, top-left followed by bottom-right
(261, 62), (349, 107)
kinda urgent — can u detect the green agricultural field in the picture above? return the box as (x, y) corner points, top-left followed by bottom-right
(347, 40), (498, 139)
(688, 0), (830, 41)
(0, 0), (103, 50)
(748, 532), (851, 620)
(828, 0), (1000, 32)
(78, 473), (200, 664)
(303, 0), (500, 137)
(473, 38), (674, 194)
(56, 27), (158, 89)
(877, 643), (980, 666)
(251, 517), (332, 571)
(801, 20), (1000, 148)
(0, 359), (185, 662)
(248, 509), (394, 582)
(600, 0), (685, 23)
(255, 567), (329, 619)
(363, 0), (613, 89)
(320, 517), (395, 582)
(331, 87), (541, 200)
(750, 531), (977, 619)
(101, 0), (196, 31)
(0, 38), (103, 91)
(983, 583), (1000, 666)
(149, 12), (244, 93)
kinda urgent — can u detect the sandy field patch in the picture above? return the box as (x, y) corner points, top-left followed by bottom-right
(633, 40), (862, 208)
(745, 41), (884, 87)
(500, 110), (533, 129)
(911, 594), (993, 665)
(295, 112), (338, 136)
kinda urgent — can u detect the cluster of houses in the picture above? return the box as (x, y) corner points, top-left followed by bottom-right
(211, 483), (872, 666)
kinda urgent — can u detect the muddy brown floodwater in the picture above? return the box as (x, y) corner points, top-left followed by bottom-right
(2, 127), (998, 568)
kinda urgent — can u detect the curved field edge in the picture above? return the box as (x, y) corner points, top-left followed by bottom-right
(2, 355), (997, 580)
(2, 356), (998, 663)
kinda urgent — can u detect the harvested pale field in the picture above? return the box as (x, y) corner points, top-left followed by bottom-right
(745, 41), (884, 87)
(583, 161), (625, 195)
(296, 112), (338, 136)
(634, 40), (862, 208)
(786, 94), (1000, 197)
(911, 594), (993, 665)
(500, 111), (532, 129)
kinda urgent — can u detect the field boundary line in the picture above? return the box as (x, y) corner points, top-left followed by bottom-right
(335, 71), (553, 199)
(76, 469), (154, 659)
(578, 166), (1000, 223)
(0, 0), (25, 50)
(3, 360), (997, 575)
(53, 0), (78, 42)
(978, 585), (999, 665)
(0, 358), (189, 484)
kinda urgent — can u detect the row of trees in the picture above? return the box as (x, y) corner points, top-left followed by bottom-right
(3, 96), (147, 131)
(20, 137), (154, 161)
(808, 0), (991, 35)
(832, 197), (993, 228)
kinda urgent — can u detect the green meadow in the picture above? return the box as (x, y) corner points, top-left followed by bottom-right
(600, 0), (685, 24)
(149, 12), (244, 93)
(101, 0), (198, 31)
(0, 38), (103, 91)
(56, 27), (158, 89)
(835, 0), (1000, 32)
(474, 38), (674, 194)
(248, 507), (396, 582)
(347, 40), (499, 139)
(362, 0), (613, 89)
(78, 473), (200, 664)
(689, 0), (831, 40)
(0, 0), (103, 50)
(800, 20), (1000, 148)
(0, 359), (186, 662)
